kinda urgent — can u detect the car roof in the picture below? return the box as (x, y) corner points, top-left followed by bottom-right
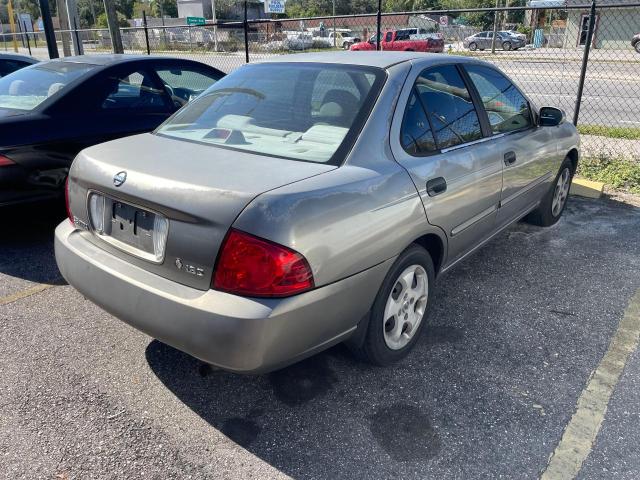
(256, 51), (492, 70)
(41, 54), (191, 68)
(0, 53), (38, 63)
(256, 51), (454, 69)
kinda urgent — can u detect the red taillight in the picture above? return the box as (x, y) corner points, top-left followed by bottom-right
(65, 176), (74, 225)
(0, 154), (15, 167)
(213, 229), (314, 298)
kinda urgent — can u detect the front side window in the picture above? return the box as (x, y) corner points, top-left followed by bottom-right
(414, 65), (483, 149)
(0, 61), (95, 111)
(101, 70), (169, 111)
(465, 64), (532, 134)
(156, 67), (220, 105)
(156, 63), (385, 164)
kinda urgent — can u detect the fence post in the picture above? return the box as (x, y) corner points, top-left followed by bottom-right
(72, 17), (84, 55)
(573, 0), (597, 126)
(142, 10), (150, 55)
(243, 0), (250, 63)
(376, 0), (382, 51)
(491, 0), (499, 53)
(23, 22), (32, 56)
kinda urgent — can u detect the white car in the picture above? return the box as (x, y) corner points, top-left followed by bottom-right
(315, 30), (361, 49)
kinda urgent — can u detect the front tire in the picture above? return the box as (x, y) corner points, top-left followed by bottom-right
(635, 42), (640, 53)
(353, 245), (435, 366)
(469, 42), (477, 51)
(525, 157), (574, 227)
(503, 41), (512, 51)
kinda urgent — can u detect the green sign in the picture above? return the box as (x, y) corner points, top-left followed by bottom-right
(187, 16), (206, 26)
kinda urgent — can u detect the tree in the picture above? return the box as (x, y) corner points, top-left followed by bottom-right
(150, 0), (177, 18)
(96, 10), (128, 27)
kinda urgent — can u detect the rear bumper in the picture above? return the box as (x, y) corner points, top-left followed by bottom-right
(55, 221), (392, 373)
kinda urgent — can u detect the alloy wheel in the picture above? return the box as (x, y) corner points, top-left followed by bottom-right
(551, 167), (571, 217)
(382, 264), (429, 350)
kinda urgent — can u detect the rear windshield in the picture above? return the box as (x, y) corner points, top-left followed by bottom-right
(156, 63), (386, 164)
(0, 61), (95, 111)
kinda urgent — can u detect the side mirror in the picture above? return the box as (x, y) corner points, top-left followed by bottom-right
(539, 106), (565, 127)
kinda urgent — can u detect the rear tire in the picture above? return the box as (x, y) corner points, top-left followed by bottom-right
(351, 245), (435, 366)
(635, 42), (640, 53)
(525, 157), (574, 227)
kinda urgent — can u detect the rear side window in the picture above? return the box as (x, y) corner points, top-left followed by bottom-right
(465, 64), (532, 134)
(101, 70), (169, 111)
(400, 89), (436, 155)
(0, 60), (30, 77)
(414, 65), (483, 149)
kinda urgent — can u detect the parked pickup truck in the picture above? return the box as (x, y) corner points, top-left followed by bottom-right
(350, 29), (444, 53)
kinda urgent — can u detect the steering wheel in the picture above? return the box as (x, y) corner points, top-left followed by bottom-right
(164, 84), (187, 108)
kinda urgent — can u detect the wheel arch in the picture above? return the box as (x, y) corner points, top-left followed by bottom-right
(566, 148), (579, 173)
(412, 232), (445, 277)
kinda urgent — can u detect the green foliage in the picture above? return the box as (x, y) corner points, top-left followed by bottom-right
(16, 0), (40, 21)
(577, 156), (640, 194)
(115, 0), (136, 18)
(96, 11), (129, 28)
(516, 25), (531, 36)
(150, 0), (177, 18)
(578, 125), (640, 140)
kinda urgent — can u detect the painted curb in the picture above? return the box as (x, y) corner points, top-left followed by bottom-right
(570, 177), (605, 199)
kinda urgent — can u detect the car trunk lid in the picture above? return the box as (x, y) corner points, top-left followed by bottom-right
(68, 133), (336, 290)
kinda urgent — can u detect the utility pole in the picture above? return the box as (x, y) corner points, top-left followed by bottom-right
(38, 0), (59, 58)
(210, 0), (218, 51)
(56, 0), (72, 55)
(491, 0), (500, 53)
(332, 0), (336, 48)
(103, 0), (124, 53)
(6, 0), (18, 52)
(66, 0), (84, 54)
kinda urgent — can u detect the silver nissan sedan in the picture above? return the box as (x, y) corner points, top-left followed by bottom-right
(55, 52), (579, 373)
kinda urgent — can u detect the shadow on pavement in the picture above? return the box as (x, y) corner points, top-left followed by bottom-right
(145, 197), (640, 479)
(0, 201), (66, 285)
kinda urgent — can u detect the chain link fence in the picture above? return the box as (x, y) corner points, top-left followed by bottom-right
(5, 1), (639, 161)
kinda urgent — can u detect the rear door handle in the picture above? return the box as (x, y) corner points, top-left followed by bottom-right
(426, 177), (447, 197)
(504, 151), (517, 165)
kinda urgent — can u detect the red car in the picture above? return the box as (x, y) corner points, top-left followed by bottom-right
(351, 29), (444, 53)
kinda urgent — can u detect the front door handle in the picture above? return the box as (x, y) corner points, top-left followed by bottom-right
(427, 177), (447, 197)
(504, 151), (517, 165)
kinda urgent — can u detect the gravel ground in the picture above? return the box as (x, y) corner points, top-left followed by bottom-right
(1, 195), (639, 479)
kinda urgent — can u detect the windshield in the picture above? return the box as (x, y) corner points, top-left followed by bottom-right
(0, 61), (95, 111)
(156, 63), (385, 164)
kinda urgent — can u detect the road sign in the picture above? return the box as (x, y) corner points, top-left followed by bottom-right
(187, 16), (206, 26)
(265, 0), (285, 14)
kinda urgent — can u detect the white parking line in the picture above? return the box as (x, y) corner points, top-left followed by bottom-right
(540, 289), (640, 480)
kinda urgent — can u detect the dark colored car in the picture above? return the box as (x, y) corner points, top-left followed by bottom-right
(633, 33), (640, 53)
(0, 53), (38, 78)
(0, 55), (223, 207)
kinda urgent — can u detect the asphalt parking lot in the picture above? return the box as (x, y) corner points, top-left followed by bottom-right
(1, 195), (639, 479)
